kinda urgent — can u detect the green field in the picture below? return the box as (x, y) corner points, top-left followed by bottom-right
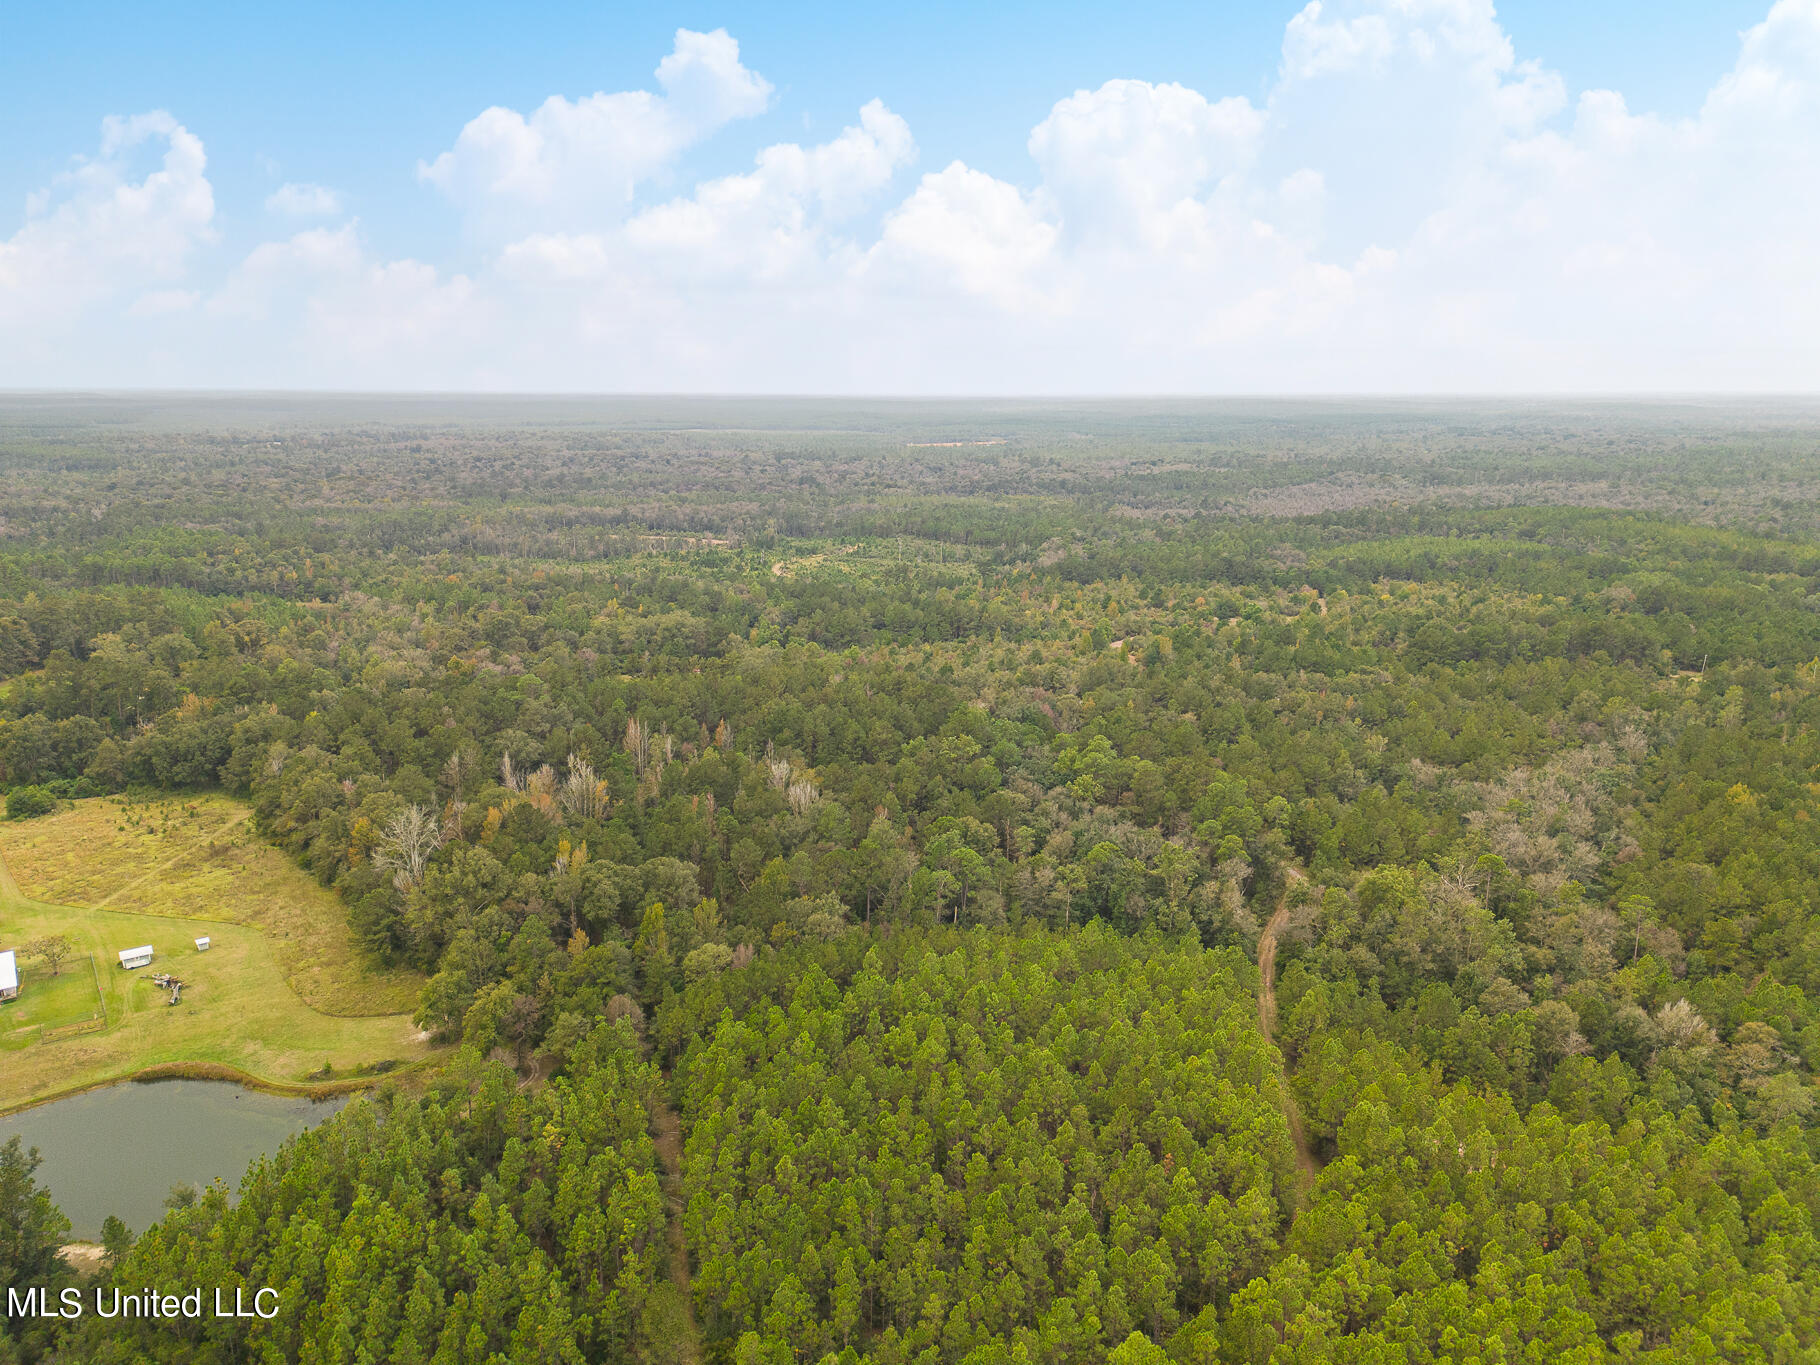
(0, 803), (439, 1114)
(0, 951), (104, 1043)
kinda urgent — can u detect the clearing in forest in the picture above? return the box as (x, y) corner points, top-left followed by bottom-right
(0, 794), (420, 1014)
(0, 797), (436, 1114)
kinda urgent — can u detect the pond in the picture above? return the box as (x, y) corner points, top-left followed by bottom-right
(0, 1079), (350, 1241)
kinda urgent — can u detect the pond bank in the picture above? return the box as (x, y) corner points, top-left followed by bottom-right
(1, 1078), (354, 1240)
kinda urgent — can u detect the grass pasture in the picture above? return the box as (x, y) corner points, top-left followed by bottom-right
(0, 794), (419, 1015)
(0, 796), (440, 1114)
(0, 951), (104, 1041)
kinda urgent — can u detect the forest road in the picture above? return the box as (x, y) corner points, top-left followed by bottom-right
(651, 1091), (705, 1364)
(1259, 870), (1320, 1201)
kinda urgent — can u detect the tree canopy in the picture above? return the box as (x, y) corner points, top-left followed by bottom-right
(3, 398), (1817, 1364)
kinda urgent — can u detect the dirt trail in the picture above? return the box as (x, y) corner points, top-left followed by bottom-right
(651, 1093), (704, 1363)
(91, 808), (250, 910)
(1259, 873), (1320, 1200)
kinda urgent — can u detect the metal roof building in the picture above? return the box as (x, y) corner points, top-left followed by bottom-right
(0, 949), (16, 1000)
(119, 945), (154, 970)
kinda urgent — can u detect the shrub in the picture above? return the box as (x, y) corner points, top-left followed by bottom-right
(5, 785), (56, 820)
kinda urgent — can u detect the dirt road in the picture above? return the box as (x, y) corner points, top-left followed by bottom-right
(650, 1094), (703, 1363)
(1258, 875), (1320, 1198)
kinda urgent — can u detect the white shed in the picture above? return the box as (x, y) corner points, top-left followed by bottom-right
(0, 950), (17, 1001)
(119, 945), (154, 970)
(194, 936), (211, 952)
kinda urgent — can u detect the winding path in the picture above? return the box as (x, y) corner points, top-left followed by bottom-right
(1258, 872), (1320, 1201)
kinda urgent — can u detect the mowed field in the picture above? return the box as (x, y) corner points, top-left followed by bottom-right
(0, 951), (103, 1032)
(0, 796), (435, 1114)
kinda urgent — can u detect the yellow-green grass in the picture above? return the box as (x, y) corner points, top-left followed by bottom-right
(0, 890), (438, 1114)
(0, 794), (418, 1015)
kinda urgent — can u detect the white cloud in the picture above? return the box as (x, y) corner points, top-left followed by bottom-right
(1266, 0), (1566, 261)
(1709, 0), (1820, 122)
(418, 27), (771, 235)
(872, 164), (1061, 312)
(623, 99), (914, 279)
(204, 222), (486, 385)
(212, 222), (366, 319)
(126, 288), (199, 317)
(1029, 81), (1262, 248)
(265, 182), (344, 216)
(5, 5), (1820, 390)
(0, 111), (213, 332)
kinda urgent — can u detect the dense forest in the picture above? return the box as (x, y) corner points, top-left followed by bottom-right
(2, 397), (1818, 1363)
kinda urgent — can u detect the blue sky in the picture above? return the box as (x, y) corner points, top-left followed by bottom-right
(1, 1), (1814, 391)
(0, 1), (1767, 262)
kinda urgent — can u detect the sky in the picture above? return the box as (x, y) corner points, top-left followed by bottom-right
(0, 0), (1814, 393)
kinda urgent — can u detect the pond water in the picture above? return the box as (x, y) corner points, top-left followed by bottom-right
(0, 1079), (350, 1240)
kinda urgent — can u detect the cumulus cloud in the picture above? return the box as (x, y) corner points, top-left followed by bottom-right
(1028, 80), (1263, 247)
(1267, 0), (1567, 261)
(0, 111), (213, 331)
(201, 222), (488, 386)
(470, 103), (918, 390)
(418, 27), (772, 235)
(873, 164), (1061, 312)
(623, 100), (915, 279)
(211, 222), (367, 319)
(5, 2), (1820, 390)
(265, 182), (345, 216)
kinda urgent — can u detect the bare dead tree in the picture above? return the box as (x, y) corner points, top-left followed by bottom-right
(624, 717), (650, 775)
(372, 804), (441, 890)
(500, 751), (525, 793)
(560, 754), (609, 821)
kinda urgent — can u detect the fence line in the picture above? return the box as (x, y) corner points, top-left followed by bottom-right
(42, 1017), (105, 1043)
(86, 949), (107, 1028)
(12, 952), (110, 1047)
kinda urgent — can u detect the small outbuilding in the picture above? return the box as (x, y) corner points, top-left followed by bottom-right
(119, 945), (154, 970)
(194, 936), (211, 953)
(0, 949), (17, 1001)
